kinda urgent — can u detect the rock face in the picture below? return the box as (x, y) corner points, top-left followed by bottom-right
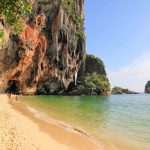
(111, 87), (138, 94)
(0, 0), (85, 94)
(68, 55), (110, 95)
(145, 81), (150, 93)
(85, 54), (107, 76)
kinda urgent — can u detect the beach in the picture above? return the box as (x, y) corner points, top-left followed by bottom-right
(0, 95), (99, 150)
(1, 94), (149, 150)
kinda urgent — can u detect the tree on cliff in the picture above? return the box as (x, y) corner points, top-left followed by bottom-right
(0, 0), (32, 39)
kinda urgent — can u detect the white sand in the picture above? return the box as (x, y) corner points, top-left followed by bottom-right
(0, 94), (74, 150)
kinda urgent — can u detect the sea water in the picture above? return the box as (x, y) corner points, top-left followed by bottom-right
(18, 94), (150, 150)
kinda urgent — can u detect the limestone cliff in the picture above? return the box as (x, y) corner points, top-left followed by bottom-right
(0, 0), (85, 94)
(145, 81), (150, 93)
(68, 55), (110, 95)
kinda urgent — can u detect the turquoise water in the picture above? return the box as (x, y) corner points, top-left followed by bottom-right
(19, 94), (150, 150)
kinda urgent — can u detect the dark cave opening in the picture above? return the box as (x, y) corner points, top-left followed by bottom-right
(6, 80), (20, 94)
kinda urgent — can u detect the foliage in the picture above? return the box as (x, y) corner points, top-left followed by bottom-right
(0, 30), (4, 38)
(87, 54), (104, 68)
(112, 87), (124, 93)
(79, 72), (110, 95)
(0, 0), (32, 34)
(76, 31), (85, 41)
(85, 54), (107, 76)
(62, 0), (83, 29)
(0, 29), (5, 48)
(61, 0), (85, 40)
(111, 86), (134, 94)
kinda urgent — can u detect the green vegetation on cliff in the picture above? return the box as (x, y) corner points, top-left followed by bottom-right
(111, 87), (125, 94)
(85, 54), (107, 75)
(70, 54), (110, 96)
(80, 54), (110, 95)
(0, 30), (4, 38)
(78, 72), (110, 95)
(0, 0), (32, 35)
(62, 0), (84, 29)
(62, 0), (85, 40)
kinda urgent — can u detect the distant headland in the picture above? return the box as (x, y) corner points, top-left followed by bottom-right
(145, 81), (150, 93)
(111, 86), (139, 94)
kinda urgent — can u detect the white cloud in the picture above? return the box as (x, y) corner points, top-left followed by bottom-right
(108, 52), (150, 92)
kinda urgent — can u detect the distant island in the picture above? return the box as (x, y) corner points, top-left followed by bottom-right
(111, 86), (139, 94)
(145, 81), (150, 93)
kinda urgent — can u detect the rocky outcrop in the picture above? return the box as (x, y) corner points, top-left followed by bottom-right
(111, 87), (138, 94)
(85, 54), (107, 76)
(0, 0), (85, 95)
(68, 54), (110, 95)
(145, 81), (150, 93)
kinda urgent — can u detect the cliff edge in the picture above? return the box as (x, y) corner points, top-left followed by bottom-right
(145, 81), (150, 93)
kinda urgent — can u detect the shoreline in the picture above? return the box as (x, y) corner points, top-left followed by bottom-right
(26, 105), (91, 139)
(0, 94), (101, 150)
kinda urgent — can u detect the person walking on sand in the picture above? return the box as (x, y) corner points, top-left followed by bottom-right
(16, 95), (18, 101)
(7, 92), (12, 100)
(6, 86), (13, 100)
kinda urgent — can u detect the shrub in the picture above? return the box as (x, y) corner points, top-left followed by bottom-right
(79, 72), (110, 95)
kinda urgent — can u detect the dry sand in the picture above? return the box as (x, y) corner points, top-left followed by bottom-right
(0, 95), (101, 150)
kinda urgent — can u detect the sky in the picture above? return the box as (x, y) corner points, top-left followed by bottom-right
(84, 0), (150, 92)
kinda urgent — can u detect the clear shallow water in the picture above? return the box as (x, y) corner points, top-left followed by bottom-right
(18, 94), (150, 150)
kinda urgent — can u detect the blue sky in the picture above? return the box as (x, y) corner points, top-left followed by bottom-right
(84, 0), (150, 91)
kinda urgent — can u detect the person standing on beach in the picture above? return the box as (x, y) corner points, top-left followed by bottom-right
(6, 85), (13, 100)
(7, 92), (12, 100)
